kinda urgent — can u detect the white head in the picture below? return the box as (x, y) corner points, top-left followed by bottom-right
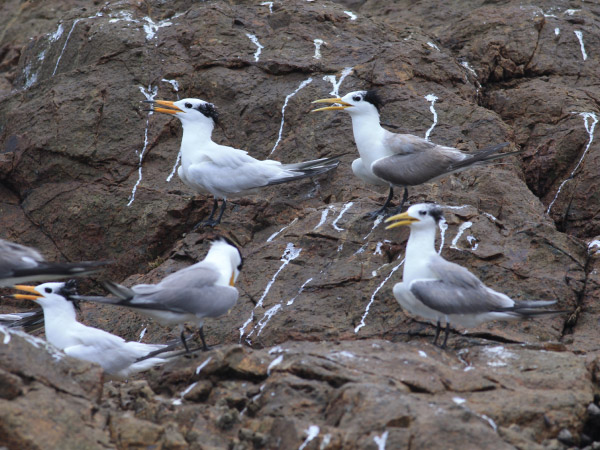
(13, 281), (79, 310)
(205, 237), (243, 286)
(385, 203), (445, 230)
(312, 90), (382, 118)
(149, 97), (219, 129)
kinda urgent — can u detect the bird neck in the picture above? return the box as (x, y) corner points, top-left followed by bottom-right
(403, 225), (438, 282)
(203, 246), (235, 287)
(41, 301), (78, 346)
(349, 113), (386, 157)
(181, 121), (215, 150)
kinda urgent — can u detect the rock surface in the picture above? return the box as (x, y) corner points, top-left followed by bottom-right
(0, 0), (599, 448)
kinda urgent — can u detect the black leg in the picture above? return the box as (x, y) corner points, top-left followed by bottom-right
(432, 320), (441, 346)
(441, 322), (450, 349)
(192, 198), (219, 231)
(198, 326), (209, 352)
(180, 329), (190, 353)
(213, 199), (227, 226)
(365, 186), (394, 219)
(390, 186), (409, 215)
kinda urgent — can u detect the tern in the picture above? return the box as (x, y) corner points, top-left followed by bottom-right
(385, 203), (562, 348)
(13, 281), (169, 378)
(74, 237), (242, 351)
(313, 91), (520, 217)
(146, 98), (340, 227)
(0, 238), (108, 286)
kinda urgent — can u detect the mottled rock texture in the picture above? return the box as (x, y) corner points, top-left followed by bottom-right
(0, 0), (599, 448)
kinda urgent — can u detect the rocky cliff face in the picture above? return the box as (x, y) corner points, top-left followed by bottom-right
(0, 0), (599, 448)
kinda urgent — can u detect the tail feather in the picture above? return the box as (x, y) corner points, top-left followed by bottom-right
(102, 280), (135, 300)
(449, 142), (522, 171)
(266, 160), (340, 186)
(499, 299), (567, 318)
(281, 154), (343, 171)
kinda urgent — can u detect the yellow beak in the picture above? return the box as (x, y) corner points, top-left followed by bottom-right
(146, 100), (184, 115)
(229, 272), (236, 287)
(13, 285), (42, 301)
(384, 212), (419, 229)
(311, 97), (353, 112)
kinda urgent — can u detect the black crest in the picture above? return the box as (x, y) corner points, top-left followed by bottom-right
(364, 90), (383, 111)
(429, 206), (445, 224)
(60, 279), (81, 311)
(196, 102), (219, 124)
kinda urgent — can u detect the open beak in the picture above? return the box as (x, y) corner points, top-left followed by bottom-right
(385, 212), (419, 230)
(311, 98), (353, 112)
(13, 285), (42, 301)
(143, 100), (184, 115)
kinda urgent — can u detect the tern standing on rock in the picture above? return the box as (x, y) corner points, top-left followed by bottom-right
(146, 98), (340, 227)
(312, 91), (519, 218)
(13, 282), (169, 378)
(74, 237), (243, 352)
(385, 203), (563, 348)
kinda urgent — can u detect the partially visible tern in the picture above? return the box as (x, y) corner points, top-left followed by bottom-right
(313, 91), (520, 217)
(13, 281), (169, 378)
(146, 98), (340, 227)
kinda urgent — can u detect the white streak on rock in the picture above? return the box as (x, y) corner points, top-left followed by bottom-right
(344, 11), (357, 20)
(261, 2), (273, 13)
(427, 41), (440, 51)
(466, 236), (478, 251)
(239, 243), (302, 341)
(450, 221), (473, 249)
(161, 78), (180, 92)
(53, 19), (81, 76)
(256, 304), (282, 336)
(246, 33), (264, 62)
(355, 259), (404, 333)
(332, 202), (354, 231)
(424, 94), (439, 141)
(138, 327), (147, 342)
(172, 382), (198, 405)
(320, 434), (332, 449)
(50, 24), (64, 42)
(287, 278), (312, 306)
(460, 61), (477, 77)
(267, 218), (298, 242)
(270, 78), (313, 155)
(128, 85), (157, 206)
(196, 356), (213, 374)
(555, 28), (560, 36)
(299, 425), (320, 450)
(314, 205), (335, 230)
(373, 431), (389, 450)
(481, 414), (498, 431)
(483, 346), (516, 367)
(482, 212), (497, 222)
(565, 9), (580, 15)
(547, 112), (597, 214)
(438, 219), (448, 254)
(453, 397), (466, 405)
(363, 214), (384, 240)
(166, 151), (182, 182)
(267, 354), (284, 375)
(313, 39), (325, 59)
(574, 30), (587, 61)
(323, 67), (353, 96)
(418, 350), (428, 358)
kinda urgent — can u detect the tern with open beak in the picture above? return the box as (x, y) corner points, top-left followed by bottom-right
(385, 203), (564, 347)
(313, 91), (520, 218)
(146, 98), (340, 227)
(13, 281), (169, 378)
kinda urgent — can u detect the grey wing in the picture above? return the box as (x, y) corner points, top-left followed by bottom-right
(372, 134), (465, 186)
(0, 239), (44, 276)
(155, 263), (220, 290)
(133, 285), (238, 317)
(410, 257), (510, 314)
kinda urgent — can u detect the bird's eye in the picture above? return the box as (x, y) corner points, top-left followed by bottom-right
(352, 95), (362, 102)
(44, 287), (52, 293)
(419, 210), (427, 216)
(185, 103), (192, 109)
